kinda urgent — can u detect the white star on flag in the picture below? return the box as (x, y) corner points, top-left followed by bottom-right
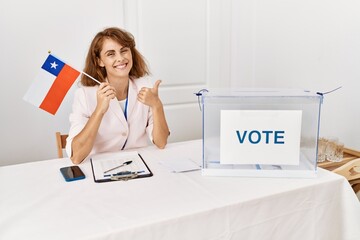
(50, 61), (58, 69)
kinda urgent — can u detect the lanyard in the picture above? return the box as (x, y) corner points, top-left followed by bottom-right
(122, 89), (129, 150)
(124, 97), (128, 121)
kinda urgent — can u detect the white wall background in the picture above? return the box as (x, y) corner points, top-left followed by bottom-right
(1, 0), (359, 166)
(231, 0), (360, 150)
(0, 0), (125, 165)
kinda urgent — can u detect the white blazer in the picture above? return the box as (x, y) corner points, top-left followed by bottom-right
(66, 78), (153, 158)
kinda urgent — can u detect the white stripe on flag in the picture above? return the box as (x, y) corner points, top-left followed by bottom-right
(23, 70), (56, 108)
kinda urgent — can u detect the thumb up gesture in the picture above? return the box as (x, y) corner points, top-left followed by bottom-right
(137, 80), (163, 107)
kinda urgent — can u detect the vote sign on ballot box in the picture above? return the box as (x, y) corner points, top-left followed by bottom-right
(199, 89), (323, 178)
(220, 110), (302, 166)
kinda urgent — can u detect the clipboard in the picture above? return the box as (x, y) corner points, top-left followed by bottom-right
(90, 151), (153, 183)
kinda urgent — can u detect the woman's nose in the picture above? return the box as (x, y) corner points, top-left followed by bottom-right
(116, 53), (124, 61)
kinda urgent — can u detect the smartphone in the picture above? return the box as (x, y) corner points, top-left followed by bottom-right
(60, 166), (85, 182)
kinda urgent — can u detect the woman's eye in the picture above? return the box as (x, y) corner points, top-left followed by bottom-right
(107, 52), (114, 56)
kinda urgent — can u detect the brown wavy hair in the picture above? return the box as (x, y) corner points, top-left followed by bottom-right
(81, 27), (150, 86)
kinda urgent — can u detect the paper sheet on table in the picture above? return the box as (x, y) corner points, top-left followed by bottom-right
(159, 157), (201, 173)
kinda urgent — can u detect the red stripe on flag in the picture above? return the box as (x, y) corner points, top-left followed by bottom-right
(39, 64), (79, 115)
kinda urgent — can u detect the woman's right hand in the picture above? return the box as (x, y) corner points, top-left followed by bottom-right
(96, 82), (116, 114)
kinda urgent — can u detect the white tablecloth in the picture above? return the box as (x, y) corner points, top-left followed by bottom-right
(0, 140), (359, 240)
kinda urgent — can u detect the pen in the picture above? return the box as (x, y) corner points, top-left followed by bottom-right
(104, 160), (133, 174)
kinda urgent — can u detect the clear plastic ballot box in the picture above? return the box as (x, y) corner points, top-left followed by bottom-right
(199, 89), (323, 178)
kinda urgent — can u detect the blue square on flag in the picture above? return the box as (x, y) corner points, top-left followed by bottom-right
(41, 54), (65, 77)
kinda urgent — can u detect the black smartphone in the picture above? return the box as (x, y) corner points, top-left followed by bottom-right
(60, 166), (85, 182)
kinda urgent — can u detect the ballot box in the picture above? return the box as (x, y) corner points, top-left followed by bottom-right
(200, 89), (323, 178)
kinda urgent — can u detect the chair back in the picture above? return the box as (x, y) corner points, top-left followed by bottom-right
(56, 132), (68, 158)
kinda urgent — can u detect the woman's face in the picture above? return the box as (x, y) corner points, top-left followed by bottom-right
(98, 38), (133, 81)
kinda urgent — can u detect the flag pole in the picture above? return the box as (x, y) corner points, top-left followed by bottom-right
(81, 71), (101, 85)
(48, 50), (101, 85)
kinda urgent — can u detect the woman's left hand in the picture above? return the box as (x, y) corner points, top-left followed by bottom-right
(138, 79), (169, 149)
(137, 80), (162, 108)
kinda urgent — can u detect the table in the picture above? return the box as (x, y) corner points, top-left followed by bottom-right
(1, 140), (360, 240)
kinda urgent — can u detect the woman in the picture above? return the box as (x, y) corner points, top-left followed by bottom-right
(66, 27), (170, 164)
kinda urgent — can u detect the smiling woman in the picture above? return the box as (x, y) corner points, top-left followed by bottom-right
(66, 27), (170, 164)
